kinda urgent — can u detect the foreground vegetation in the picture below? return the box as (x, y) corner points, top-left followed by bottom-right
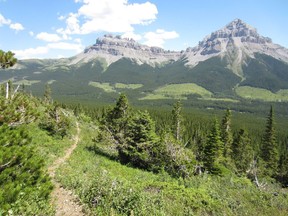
(57, 93), (288, 215)
(1, 50), (288, 215)
(57, 121), (288, 215)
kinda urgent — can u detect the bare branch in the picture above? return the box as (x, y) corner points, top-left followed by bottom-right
(5, 82), (9, 99)
(0, 156), (16, 172)
(11, 85), (20, 99)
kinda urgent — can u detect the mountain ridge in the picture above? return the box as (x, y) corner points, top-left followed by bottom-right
(63, 19), (288, 81)
(3, 19), (288, 105)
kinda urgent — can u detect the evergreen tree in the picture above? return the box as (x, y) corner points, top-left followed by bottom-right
(39, 104), (71, 138)
(0, 85), (39, 127)
(0, 125), (52, 212)
(0, 51), (52, 213)
(0, 50), (17, 69)
(232, 129), (253, 173)
(171, 100), (182, 141)
(44, 84), (52, 103)
(108, 93), (129, 120)
(203, 119), (223, 173)
(119, 110), (162, 170)
(278, 145), (288, 186)
(221, 109), (233, 158)
(105, 93), (131, 144)
(261, 106), (279, 176)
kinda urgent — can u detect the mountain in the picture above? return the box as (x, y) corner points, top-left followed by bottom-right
(70, 34), (180, 66)
(2, 19), (288, 105)
(184, 19), (288, 76)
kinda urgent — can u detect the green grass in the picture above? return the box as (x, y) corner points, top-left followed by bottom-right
(155, 83), (213, 97)
(139, 93), (182, 100)
(236, 86), (288, 102)
(24, 105), (79, 167)
(55, 120), (288, 216)
(140, 83), (213, 100)
(200, 97), (239, 103)
(88, 82), (143, 93)
(14, 79), (41, 86)
(89, 81), (116, 93)
(115, 83), (143, 89)
(47, 80), (56, 84)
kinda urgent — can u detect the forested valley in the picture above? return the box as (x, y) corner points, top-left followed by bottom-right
(1, 50), (288, 215)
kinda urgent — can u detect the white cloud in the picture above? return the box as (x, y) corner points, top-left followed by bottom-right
(74, 38), (82, 43)
(9, 23), (24, 31)
(58, 0), (158, 35)
(143, 29), (179, 48)
(12, 46), (49, 59)
(58, 15), (66, 21)
(0, 13), (24, 31)
(57, 13), (80, 35)
(36, 32), (62, 42)
(47, 42), (83, 53)
(0, 13), (11, 26)
(29, 31), (34, 36)
(121, 31), (142, 41)
(13, 41), (84, 59)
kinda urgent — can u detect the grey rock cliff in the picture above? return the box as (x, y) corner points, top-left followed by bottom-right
(69, 19), (288, 71)
(183, 19), (288, 76)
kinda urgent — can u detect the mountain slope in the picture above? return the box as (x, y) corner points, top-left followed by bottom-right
(2, 19), (288, 104)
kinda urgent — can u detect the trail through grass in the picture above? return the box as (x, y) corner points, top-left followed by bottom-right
(48, 121), (85, 216)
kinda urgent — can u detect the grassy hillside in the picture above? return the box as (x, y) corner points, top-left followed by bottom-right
(140, 83), (213, 100)
(236, 86), (288, 102)
(1, 83), (288, 215)
(241, 53), (288, 92)
(55, 119), (288, 215)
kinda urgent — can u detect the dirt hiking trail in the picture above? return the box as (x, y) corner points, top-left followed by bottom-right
(48, 121), (85, 216)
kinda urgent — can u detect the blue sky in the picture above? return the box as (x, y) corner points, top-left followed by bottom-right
(0, 0), (287, 59)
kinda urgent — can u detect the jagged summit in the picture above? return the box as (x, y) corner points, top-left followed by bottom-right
(197, 18), (272, 54)
(68, 19), (288, 70)
(71, 34), (180, 66)
(206, 18), (272, 44)
(184, 19), (288, 70)
(85, 34), (171, 55)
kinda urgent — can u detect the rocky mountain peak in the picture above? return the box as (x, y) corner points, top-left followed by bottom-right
(84, 34), (166, 55)
(201, 18), (272, 47)
(71, 19), (287, 69)
(73, 34), (180, 66)
(184, 19), (288, 72)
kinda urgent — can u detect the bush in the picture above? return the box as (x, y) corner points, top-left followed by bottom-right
(0, 125), (53, 214)
(39, 105), (71, 138)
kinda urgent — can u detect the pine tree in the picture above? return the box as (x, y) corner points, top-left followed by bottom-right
(39, 104), (71, 138)
(203, 119), (223, 173)
(0, 125), (52, 213)
(279, 147), (288, 185)
(261, 106), (279, 176)
(0, 50), (17, 69)
(44, 84), (52, 103)
(171, 100), (182, 141)
(221, 109), (233, 158)
(232, 129), (253, 173)
(109, 93), (129, 120)
(118, 110), (162, 171)
(105, 93), (131, 144)
(0, 51), (52, 213)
